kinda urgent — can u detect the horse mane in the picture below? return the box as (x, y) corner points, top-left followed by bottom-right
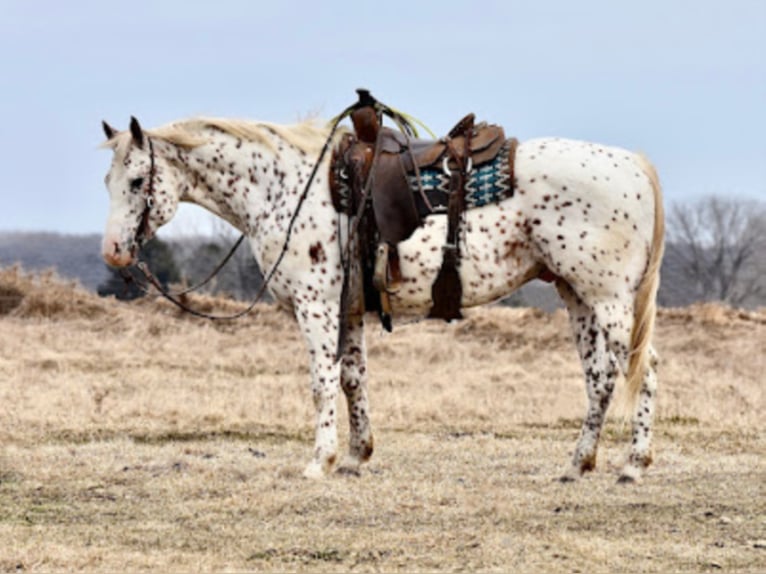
(103, 117), (337, 155)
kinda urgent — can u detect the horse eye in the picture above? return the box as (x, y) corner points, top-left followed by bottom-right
(130, 177), (144, 190)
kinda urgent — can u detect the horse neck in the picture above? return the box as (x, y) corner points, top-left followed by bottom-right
(163, 133), (317, 236)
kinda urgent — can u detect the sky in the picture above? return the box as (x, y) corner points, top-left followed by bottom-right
(1, 0), (764, 236)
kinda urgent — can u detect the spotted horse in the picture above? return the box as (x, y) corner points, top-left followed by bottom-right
(100, 98), (664, 483)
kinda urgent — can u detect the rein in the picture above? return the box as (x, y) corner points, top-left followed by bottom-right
(130, 102), (355, 320)
(130, 90), (424, 325)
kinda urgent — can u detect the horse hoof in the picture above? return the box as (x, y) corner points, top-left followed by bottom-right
(302, 462), (327, 480)
(336, 455), (362, 477)
(336, 466), (361, 478)
(617, 465), (642, 484)
(558, 465), (581, 483)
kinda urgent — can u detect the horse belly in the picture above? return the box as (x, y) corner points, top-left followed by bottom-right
(390, 201), (538, 316)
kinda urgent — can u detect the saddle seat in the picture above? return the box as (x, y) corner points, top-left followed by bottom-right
(360, 114), (508, 247)
(378, 114), (507, 173)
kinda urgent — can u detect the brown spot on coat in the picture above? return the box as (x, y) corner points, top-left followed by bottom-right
(308, 242), (327, 264)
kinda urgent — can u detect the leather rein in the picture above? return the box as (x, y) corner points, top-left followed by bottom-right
(126, 114), (349, 320)
(128, 91), (422, 325)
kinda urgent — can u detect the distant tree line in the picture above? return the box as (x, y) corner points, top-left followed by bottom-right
(96, 195), (766, 309)
(97, 232), (265, 302)
(659, 196), (766, 308)
(98, 238), (181, 300)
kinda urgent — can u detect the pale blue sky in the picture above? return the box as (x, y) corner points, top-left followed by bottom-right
(1, 0), (763, 234)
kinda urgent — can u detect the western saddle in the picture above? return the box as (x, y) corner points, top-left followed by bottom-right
(330, 90), (517, 330)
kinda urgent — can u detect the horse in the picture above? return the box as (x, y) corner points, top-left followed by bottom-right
(99, 112), (664, 483)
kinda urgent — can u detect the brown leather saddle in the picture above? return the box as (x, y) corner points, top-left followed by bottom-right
(330, 95), (517, 329)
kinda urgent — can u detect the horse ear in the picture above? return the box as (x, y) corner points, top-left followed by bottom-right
(129, 116), (144, 149)
(102, 120), (118, 140)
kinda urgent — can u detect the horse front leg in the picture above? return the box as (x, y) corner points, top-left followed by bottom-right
(296, 300), (342, 479)
(337, 313), (374, 475)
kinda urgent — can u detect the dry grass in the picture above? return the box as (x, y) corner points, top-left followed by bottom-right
(0, 267), (764, 572)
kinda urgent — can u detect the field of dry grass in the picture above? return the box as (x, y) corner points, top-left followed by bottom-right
(0, 266), (764, 572)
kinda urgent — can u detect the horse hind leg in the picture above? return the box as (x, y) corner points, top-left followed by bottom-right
(618, 345), (659, 483)
(589, 297), (658, 483)
(557, 282), (619, 481)
(337, 313), (374, 476)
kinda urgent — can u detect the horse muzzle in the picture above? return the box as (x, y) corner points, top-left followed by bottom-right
(101, 236), (138, 268)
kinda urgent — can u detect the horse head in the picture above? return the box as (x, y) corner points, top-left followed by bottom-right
(100, 117), (181, 267)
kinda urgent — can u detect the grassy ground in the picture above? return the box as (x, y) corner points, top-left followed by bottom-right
(0, 268), (764, 572)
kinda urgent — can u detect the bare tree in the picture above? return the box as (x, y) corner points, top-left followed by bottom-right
(665, 196), (766, 307)
(175, 219), (264, 300)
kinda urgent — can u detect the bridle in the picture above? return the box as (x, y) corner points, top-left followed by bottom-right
(124, 112), (348, 320)
(134, 136), (158, 247)
(120, 133), (248, 315)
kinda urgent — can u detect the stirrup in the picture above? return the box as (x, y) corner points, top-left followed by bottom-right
(373, 243), (402, 294)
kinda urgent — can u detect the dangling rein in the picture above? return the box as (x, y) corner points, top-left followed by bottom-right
(131, 89), (428, 323)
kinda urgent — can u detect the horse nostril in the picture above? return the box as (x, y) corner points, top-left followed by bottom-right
(113, 242), (121, 254)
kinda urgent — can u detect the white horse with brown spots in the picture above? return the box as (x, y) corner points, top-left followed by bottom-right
(100, 115), (664, 483)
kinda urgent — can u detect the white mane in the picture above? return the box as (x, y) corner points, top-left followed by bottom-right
(103, 117), (337, 156)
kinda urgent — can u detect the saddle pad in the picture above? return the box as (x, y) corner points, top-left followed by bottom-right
(409, 139), (515, 214)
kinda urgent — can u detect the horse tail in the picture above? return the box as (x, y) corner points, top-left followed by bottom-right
(624, 154), (665, 408)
